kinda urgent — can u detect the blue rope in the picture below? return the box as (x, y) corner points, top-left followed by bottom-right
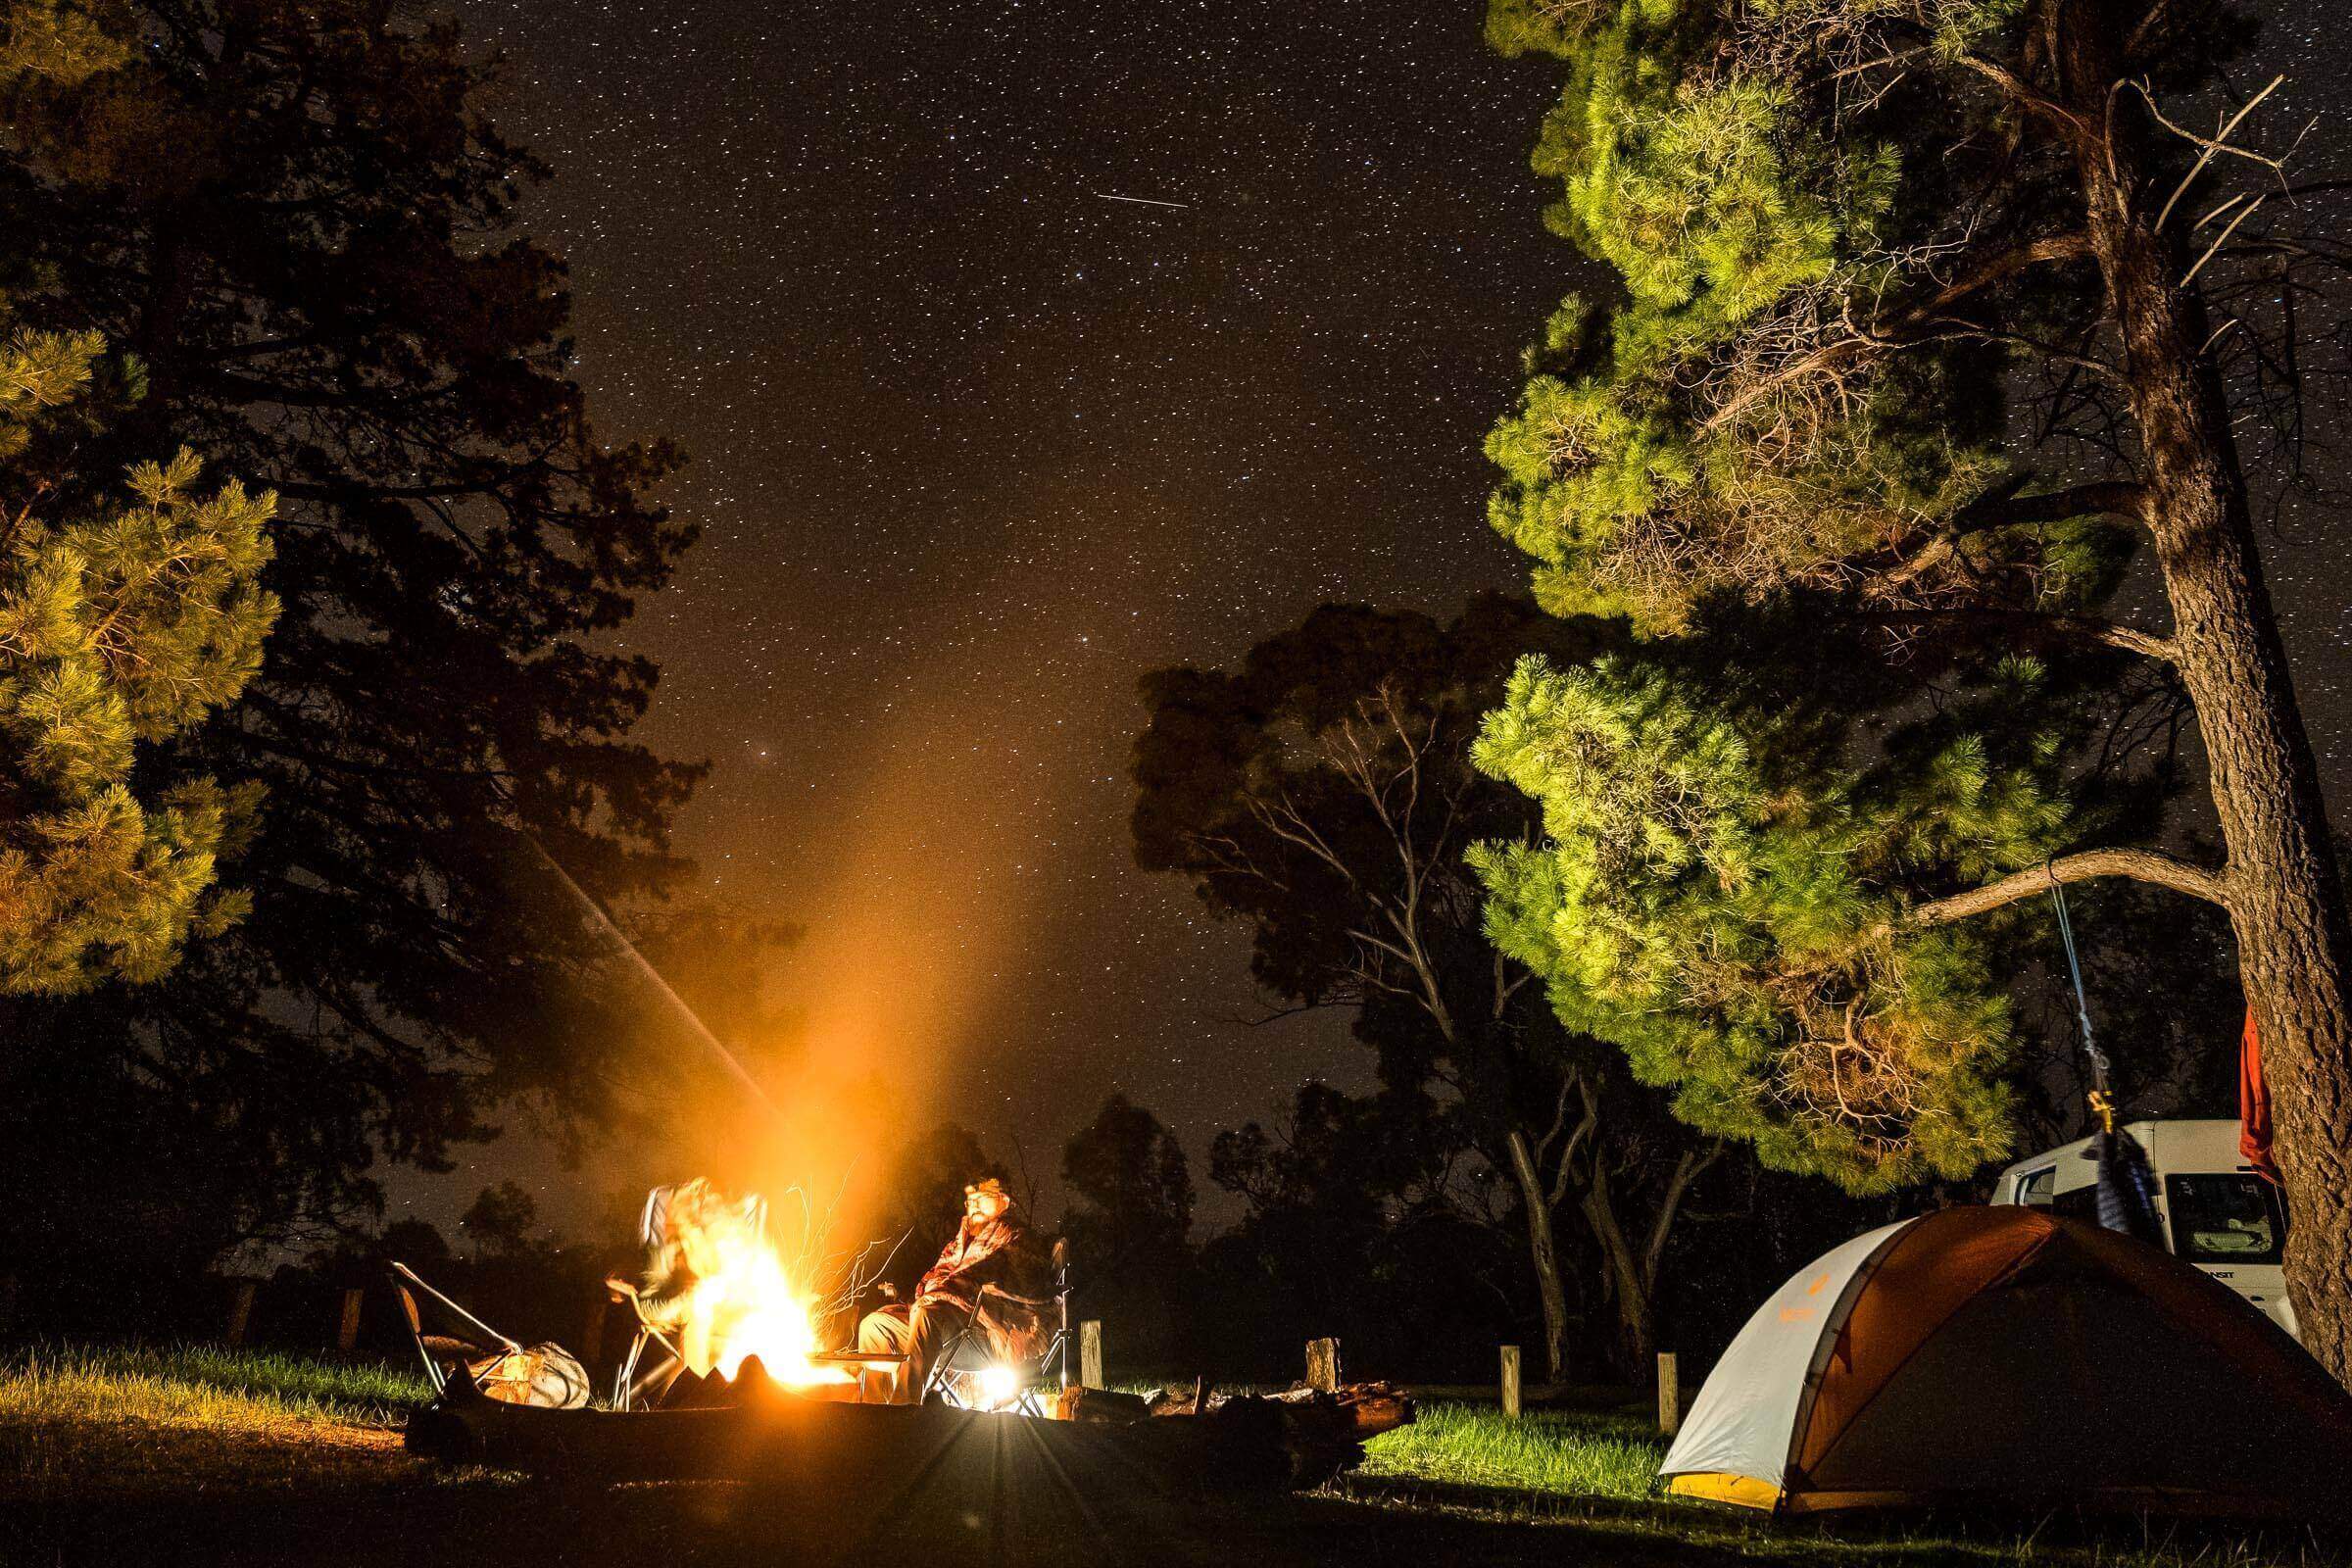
(2047, 871), (2110, 1088)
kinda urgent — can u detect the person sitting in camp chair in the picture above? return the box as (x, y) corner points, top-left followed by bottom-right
(605, 1177), (752, 1379)
(856, 1178), (1043, 1403)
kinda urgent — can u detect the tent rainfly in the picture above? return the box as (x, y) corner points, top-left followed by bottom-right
(1661, 1205), (2352, 1520)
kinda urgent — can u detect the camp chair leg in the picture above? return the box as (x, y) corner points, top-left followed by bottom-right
(614, 1326), (685, 1412)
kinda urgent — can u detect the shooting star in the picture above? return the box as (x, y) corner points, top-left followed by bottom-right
(1093, 191), (1190, 210)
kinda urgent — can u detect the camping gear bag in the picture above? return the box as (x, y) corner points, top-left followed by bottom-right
(467, 1342), (592, 1409)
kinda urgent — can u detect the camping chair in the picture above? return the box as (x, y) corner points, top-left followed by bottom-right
(388, 1260), (591, 1407)
(609, 1183), (774, 1411)
(919, 1239), (1070, 1415)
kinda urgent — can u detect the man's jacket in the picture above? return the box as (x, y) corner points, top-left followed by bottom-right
(914, 1212), (1045, 1310)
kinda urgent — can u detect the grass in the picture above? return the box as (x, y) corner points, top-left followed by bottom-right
(1357, 1399), (1663, 1500)
(3, 1349), (2347, 1567)
(1347, 1398), (2351, 1568)
(1, 1342), (430, 1427)
(0, 1343), (432, 1507)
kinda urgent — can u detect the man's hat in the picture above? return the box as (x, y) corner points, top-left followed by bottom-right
(964, 1177), (1010, 1201)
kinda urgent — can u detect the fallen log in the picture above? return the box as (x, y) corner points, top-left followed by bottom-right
(1149, 1380), (1413, 1437)
(1055, 1384), (1152, 1423)
(408, 1359), (1412, 1494)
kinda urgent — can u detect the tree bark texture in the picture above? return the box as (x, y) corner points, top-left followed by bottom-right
(2057, 0), (2352, 1383)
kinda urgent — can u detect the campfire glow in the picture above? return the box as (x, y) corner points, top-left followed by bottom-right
(672, 1189), (854, 1388)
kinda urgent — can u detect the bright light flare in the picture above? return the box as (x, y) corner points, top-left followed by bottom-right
(976, 1363), (1021, 1410)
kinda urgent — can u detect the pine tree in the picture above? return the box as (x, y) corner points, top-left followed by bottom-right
(0, 0), (699, 1287)
(0, 310), (277, 993)
(1476, 0), (2352, 1379)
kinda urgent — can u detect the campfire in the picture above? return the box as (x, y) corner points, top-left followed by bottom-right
(630, 1179), (863, 1394)
(694, 1213), (854, 1388)
(403, 1172), (1418, 1500)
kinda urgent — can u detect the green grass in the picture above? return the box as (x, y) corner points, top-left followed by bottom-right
(1359, 1400), (1664, 1500)
(1, 1342), (429, 1428)
(1347, 1399), (2351, 1568)
(0, 1343), (433, 1506)
(4, 1351), (2347, 1568)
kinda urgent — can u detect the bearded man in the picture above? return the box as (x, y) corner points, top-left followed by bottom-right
(857, 1178), (1040, 1403)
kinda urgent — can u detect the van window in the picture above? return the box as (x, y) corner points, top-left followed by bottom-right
(2165, 1174), (2286, 1266)
(2013, 1167), (2056, 1207)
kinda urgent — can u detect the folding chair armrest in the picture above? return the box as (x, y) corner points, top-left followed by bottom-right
(976, 1283), (1059, 1311)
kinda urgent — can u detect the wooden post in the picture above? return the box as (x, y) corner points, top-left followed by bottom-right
(1499, 1345), (1522, 1419)
(1080, 1320), (1103, 1390)
(337, 1287), (364, 1353)
(1657, 1351), (1681, 1437)
(226, 1281), (258, 1347)
(1304, 1337), (1340, 1394)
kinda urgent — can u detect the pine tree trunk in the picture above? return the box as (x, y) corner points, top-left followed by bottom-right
(2062, 1), (2352, 1384)
(1502, 1129), (1573, 1383)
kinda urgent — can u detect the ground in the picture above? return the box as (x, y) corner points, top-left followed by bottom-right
(1, 1347), (2342, 1567)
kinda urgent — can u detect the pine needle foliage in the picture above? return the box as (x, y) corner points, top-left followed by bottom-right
(1469, 656), (2050, 1187)
(0, 308), (277, 994)
(1469, 0), (2177, 1189)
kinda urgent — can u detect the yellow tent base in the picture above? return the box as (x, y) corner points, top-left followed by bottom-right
(1667, 1472), (1783, 1511)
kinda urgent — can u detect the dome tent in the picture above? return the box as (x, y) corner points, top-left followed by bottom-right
(1662, 1206), (2352, 1520)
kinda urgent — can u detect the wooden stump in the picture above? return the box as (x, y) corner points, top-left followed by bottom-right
(337, 1288), (364, 1352)
(1499, 1345), (1521, 1420)
(1080, 1320), (1103, 1390)
(1657, 1351), (1680, 1437)
(1304, 1337), (1340, 1394)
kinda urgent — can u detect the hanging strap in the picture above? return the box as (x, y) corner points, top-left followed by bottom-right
(2048, 870), (2115, 1134)
(2048, 872), (2165, 1243)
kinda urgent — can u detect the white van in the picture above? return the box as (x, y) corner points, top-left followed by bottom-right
(1990, 1119), (2295, 1341)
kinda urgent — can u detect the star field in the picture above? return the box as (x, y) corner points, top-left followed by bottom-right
(408, 0), (2352, 1236)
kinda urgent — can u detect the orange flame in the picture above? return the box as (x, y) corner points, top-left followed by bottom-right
(663, 1184), (853, 1388)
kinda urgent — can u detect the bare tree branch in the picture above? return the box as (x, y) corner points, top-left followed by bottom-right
(1854, 605), (2176, 662)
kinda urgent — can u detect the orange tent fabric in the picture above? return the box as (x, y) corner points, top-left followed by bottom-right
(1664, 1206), (2352, 1520)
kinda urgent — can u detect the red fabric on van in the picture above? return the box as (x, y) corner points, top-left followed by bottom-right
(2239, 1009), (2279, 1186)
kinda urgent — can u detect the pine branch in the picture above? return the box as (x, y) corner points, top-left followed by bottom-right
(1952, 478), (2148, 529)
(1907, 848), (2232, 928)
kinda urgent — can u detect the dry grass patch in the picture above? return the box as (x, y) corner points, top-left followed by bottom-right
(0, 1345), (422, 1502)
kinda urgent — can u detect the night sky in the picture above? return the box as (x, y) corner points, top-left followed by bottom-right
(400, 1), (2352, 1241)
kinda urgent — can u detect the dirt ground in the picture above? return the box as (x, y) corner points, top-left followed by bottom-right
(9, 1390), (2346, 1568)
(0, 1401), (1952, 1568)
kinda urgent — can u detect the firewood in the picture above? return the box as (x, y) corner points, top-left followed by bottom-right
(1144, 1378), (1211, 1417)
(1343, 1391), (1414, 1440)
(1057, 1385), (1152, 1424)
